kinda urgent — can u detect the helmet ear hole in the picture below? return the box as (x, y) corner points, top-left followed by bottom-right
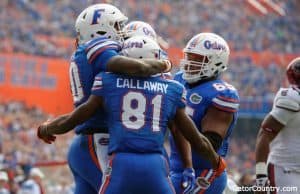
(215, 62), (222, 66)
(139, 56), (143, 59)
(96, 31), (107, 36)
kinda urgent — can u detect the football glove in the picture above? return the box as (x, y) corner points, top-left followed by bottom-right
(182, 168), (196, 194)
(255, 162), (269, 188)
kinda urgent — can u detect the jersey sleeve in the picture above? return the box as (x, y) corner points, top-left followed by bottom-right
(270, 88), (300, 125)
(211, 89), (240, 113)
(175, 83), (186, 109)
(179, 88), (187, 108)
(85, 38), (121, 71)
(91, 73), (105, 97)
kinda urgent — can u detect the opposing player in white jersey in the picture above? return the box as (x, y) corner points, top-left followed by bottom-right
(255, 57), (300, 194)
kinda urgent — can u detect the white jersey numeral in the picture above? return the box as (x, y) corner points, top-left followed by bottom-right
(151, 95), (162, 132)
(213, 83), (235, 91)
(121, 91), (162, 131)
(69, 62), (84, 103)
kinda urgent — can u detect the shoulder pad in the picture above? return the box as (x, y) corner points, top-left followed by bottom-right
(275, 88), (300, 111)
(84, 38), (121, 64)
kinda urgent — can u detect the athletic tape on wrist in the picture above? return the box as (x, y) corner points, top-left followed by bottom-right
(256, 162), (267, 175)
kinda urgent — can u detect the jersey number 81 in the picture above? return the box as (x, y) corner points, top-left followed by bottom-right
(121, 91), (162, 132)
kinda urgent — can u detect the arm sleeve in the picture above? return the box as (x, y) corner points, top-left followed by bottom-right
(92, 49), (119, 71)
(270, 106), (296, 125)
(212, 90), (239, 113)
(270, 88), (300, 125)
(85, 39), (121, 71)
(176, 87), (186, 109)
(91, 73), (105, 97)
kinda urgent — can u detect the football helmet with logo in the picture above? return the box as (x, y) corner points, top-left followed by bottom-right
(123, 21), (157, 41)
(181, 33), (230, 83)
(122, 36), (166, 59)
(286, 57), (300, 87)
(75, 4), (128, 44)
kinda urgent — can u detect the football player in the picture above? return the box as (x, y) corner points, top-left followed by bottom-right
(255, 57), (300, 194)
(169, 32), (240, 194)
(37, 36), (226, 194)
(39, 4), (171, 194)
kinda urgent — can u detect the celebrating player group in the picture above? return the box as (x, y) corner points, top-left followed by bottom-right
(36, 3), (300, 194)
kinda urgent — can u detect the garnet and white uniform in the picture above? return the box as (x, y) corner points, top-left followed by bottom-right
(267, 87), (300, 192)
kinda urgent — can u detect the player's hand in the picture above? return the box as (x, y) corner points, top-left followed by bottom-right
(181, 168), (196, 194)
(255, 174), (270, 194)
(255, 162), (269, 194)
(214, 156), (226, 177)
(162, 59), (172, 73)
(37, 121), (56, 144)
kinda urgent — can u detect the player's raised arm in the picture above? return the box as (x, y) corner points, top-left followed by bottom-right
(106, 55), (171, 77)
(37, 95), (104, 142)
(173, 107), (226, 174)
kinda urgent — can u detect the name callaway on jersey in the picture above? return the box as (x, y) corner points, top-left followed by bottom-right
(116, 78), (168, 94)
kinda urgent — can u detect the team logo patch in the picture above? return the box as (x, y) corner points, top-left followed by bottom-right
(189, 93), (202, 104)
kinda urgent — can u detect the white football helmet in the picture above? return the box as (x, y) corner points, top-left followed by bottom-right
(122, 36), (166, 59)
(181, 32), (230, 83)
(123, 21), (157, 41)
(75, 4), (128, 44)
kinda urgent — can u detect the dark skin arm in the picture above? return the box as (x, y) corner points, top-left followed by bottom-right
(169, 121), (193, 168)
(173, 107), (219, 168)
(201, 106), (233, 139)
(169, 106), (233, 169)
(106, 56), (171, 77)
(255, 114), (282, 163)
(255, 114), (282, 194)
(41, 95), (104, 135)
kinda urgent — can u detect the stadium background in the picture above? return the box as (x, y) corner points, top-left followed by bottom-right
(0, 0), (299, 193)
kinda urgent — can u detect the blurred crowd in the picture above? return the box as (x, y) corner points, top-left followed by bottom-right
(223, 57), (287, 97)
(0, 0), (297, 99)
(0, 0), (299, 57)
(0, 101), (73, 193)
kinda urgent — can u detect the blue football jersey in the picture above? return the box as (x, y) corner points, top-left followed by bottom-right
(69, 37), (122, 134)
(170, 72), (239, 171)
(91, 73), (186, 154)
